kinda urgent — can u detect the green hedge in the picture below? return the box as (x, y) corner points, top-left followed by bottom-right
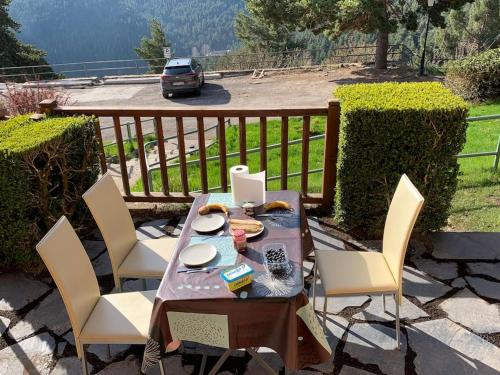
(334, 82), (468, 238)
(0, 115), (99, 271)
(445, 48), (500, 101)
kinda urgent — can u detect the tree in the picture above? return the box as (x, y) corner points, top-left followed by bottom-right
(242, 0), (473, 69)
(134, 18), (170, 73)
(433, 0), (499, 60)
(0, 0), (53, 81)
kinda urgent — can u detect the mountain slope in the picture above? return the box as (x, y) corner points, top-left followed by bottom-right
(9, 0), (244, 64)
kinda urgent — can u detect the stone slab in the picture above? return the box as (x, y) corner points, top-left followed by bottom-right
(51, 356), (92, 374)
(403, 266), (451, 304)
(96, 355), (140, 374)
(451, 277), (467, 288)
(0, 316), (10, 335)
(122, 278), (160, 292)
(431, 232), (500, 260)
(9, 290), (71, 340)
(408, 318), (500, 375)
(87, 343), (130, 362)
(412, 257), (458, 280)
(465, 277), (500, 300)
(0, 333), (55, 375)
(339, 366), (376, 375)
(308, 281), (370, 314)
(92, 251), (113, 276)
(303, 260), (314, 278)
(344, 323), (406, 375)
(310, 315), (349, 373)
(307, 217), (345, 251)
(171, 216), (187, 236)
(0, 273), (50, 311)
(439, 288), (499, 334)
(63, 332), (75, 346)
(467, 263), (500, 280)
(136, 219), (168, 240)
(353, 296), (428, 322)
(82, 240), (106, 260)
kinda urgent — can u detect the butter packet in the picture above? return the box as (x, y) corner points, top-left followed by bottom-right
(220, 263), (254, 292)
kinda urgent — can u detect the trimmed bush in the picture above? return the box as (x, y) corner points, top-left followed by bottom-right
(334, 82), (468, 238)
(0, 115), (99, 271)
(445, 48), (500, 101)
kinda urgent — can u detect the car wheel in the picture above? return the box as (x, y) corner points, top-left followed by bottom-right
(162, 92), (170, 99)
(201, 73), (205, 86)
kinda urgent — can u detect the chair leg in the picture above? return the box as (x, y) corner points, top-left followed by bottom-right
(159, 358), (166, 375)
(107, 344), (111, 360)
(81, 344), (89, 375)
(116, 277), (122, 292)
(142, 278), (147, 290)
(322, 292), (328, 333)
(312, 261), (318, 311)
(394, 293), (400, 350)
(383, 294), (386, 313)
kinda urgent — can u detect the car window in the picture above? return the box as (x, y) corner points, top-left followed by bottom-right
(164, 66), (192, 75)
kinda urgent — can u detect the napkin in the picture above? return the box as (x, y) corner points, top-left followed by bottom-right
(230, 165), (266, 206)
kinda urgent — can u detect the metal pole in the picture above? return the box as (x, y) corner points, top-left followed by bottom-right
(419, 10), (431, 76)
(494, 135), (500, 170)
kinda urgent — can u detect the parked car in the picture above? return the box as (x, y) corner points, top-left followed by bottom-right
(160, 58), (204, 98)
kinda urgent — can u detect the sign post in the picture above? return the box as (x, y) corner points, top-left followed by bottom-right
(163, 47), (172, 59)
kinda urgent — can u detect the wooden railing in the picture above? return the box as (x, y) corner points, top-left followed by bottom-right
(39, 99), (340, 208)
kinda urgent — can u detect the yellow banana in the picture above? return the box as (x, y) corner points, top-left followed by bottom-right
(264, 200), (292, 211)
(198, 203), (229, 216)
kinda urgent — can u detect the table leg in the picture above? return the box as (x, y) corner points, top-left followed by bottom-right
(207, 349), (232, 375)
(247, 348), (278, 375)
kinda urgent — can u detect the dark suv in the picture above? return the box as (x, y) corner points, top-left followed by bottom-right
(160, 58), (204, 98)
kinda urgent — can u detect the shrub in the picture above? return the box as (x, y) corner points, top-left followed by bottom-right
(0, 84), (72, 116)
(445, 48), (500, 101)
(334, 82), (468, 238)
(0, 114), (99, 271)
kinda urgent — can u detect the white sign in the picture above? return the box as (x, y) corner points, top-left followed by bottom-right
(163, 47), (171, 59)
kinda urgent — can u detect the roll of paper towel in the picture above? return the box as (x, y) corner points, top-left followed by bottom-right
(230, 165), (249, 202)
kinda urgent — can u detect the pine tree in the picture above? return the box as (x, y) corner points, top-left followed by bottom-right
(241, 0), (473, 69)
(134, 18), (171, 73)
(0, 0), (53, 80)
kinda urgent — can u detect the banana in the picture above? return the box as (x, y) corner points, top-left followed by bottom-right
(229, 219), (263, 233)
(198, 203), (229, 216)
(264, 200), (292, 212)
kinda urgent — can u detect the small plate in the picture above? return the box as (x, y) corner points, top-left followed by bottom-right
(229, 225), (264, 239)
(179, 243), (217, 267)
(191, 214), (225, 233)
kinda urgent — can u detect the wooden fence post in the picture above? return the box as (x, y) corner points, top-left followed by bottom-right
(321, 99), (340, 210)
(39, 99), (58, 115)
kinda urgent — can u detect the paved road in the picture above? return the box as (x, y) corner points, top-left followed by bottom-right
(66, 69), (340, 142)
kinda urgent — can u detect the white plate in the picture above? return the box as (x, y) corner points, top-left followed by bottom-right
(191, 214), (225, 233)
(229, 225), (264, 239)
(179, 243), (217, 267)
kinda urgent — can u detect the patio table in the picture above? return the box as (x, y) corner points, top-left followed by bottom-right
(141, 191), (331, 373)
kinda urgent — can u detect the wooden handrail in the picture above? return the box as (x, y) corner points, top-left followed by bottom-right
(39, 99), (340, 209)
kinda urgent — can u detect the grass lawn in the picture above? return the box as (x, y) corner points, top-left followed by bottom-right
(448, 101), (500, 232)
(132, 117), (327, 193)
(128, 101), (499, 232)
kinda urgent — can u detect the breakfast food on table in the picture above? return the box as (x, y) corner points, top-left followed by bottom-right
(198, 203), (229, 216)
(228, 218), (263, 233)
(264, 200), (292, 212)
(221, 263), (254, 292)
(232, 229), (247, 252)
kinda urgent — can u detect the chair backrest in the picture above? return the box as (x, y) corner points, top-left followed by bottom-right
(382, 174), (424, 299)
(36, 216), (100, 343)
(83, 173), (137, 276)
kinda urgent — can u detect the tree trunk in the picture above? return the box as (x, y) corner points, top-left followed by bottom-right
(375, 31), (389, 69)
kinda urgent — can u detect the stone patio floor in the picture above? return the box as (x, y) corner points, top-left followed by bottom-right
(0, 216), (499, 374)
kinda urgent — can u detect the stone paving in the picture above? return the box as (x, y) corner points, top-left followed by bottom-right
(0, 216), (499, 374)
